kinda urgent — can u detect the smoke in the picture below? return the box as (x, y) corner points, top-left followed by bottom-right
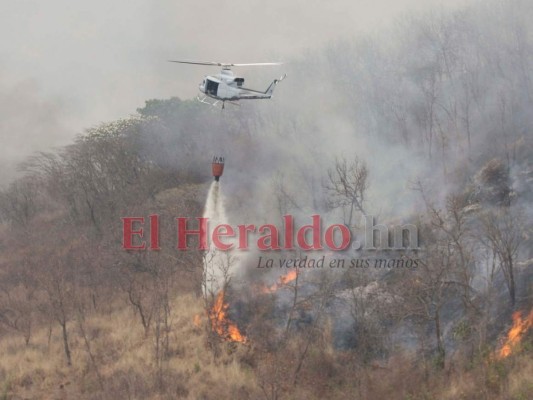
(183, 3), (533, 353)
(0, 77), (72, 185)
(2, 0), (530, 353)
(0, 0), (474, 186)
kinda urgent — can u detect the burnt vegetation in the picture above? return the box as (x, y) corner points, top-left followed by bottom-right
(1, 1), (533, 399)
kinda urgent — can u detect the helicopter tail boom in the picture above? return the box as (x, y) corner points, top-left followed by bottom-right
(240, 74), (287, 99)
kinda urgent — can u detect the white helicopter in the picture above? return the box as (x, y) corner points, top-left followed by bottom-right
(168, 60), (286, 108)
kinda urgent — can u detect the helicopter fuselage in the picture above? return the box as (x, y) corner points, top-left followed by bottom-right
(199, 69), (245, 101)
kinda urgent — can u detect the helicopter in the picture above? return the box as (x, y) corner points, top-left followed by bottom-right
(168, 60), (286, 109)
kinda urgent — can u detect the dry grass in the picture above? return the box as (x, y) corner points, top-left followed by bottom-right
(0, 293), (257, 399)
(0, 293), (531, 400)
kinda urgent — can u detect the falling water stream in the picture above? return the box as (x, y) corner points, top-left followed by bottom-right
(202, 181), (232, 296)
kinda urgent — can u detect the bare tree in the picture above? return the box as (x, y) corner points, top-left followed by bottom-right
(480, 207), (526, 306)
(325, 155), (369, 227)
(345, 273), (393, 363)
(0, 177), (41, 228)
(41, 254), (75, 367)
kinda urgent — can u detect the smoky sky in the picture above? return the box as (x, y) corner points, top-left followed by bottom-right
(0, 0), (470, 185)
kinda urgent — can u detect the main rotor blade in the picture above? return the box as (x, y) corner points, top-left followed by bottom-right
(168, 60), (222, 66)
(230, 63), (283, 66)
(168, 60), (282, 67)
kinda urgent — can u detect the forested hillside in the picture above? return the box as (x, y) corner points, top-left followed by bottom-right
(0, 1), (531, 399)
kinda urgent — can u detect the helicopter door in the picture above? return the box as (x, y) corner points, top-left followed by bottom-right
(206, 79), (219, 96)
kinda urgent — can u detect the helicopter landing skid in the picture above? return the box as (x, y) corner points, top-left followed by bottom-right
(196, 95), (240, 109)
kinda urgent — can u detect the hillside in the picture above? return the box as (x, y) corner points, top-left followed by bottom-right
(0, 0), (532, 399)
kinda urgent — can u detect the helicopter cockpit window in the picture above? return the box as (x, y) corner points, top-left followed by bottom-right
(206, 79), (219, 95)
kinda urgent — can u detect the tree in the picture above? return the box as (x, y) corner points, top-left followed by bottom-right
(0, 176), (41, 228)
(480, 207), (526, 306)
(325, 155), (369, 227)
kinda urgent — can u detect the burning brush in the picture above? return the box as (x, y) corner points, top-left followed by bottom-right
(496, 308), (533, 359)
(196, 271), (301, 343)
(260, 270), (298, 294)
(208, 290), (247, 343)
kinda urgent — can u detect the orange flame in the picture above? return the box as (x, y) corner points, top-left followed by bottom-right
(261, 270), (298, 293)
(209, 291), (246, 343)
(497, 308), (533, 359)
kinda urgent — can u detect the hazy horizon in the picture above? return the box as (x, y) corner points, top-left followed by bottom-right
(0, 0), (470, 184)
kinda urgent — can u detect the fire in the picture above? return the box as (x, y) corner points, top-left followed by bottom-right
(208, 291), (246, 343)
(497, 308), (533, 359)
(279, 270), (298, 285)
(261, 270), (298, 293)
